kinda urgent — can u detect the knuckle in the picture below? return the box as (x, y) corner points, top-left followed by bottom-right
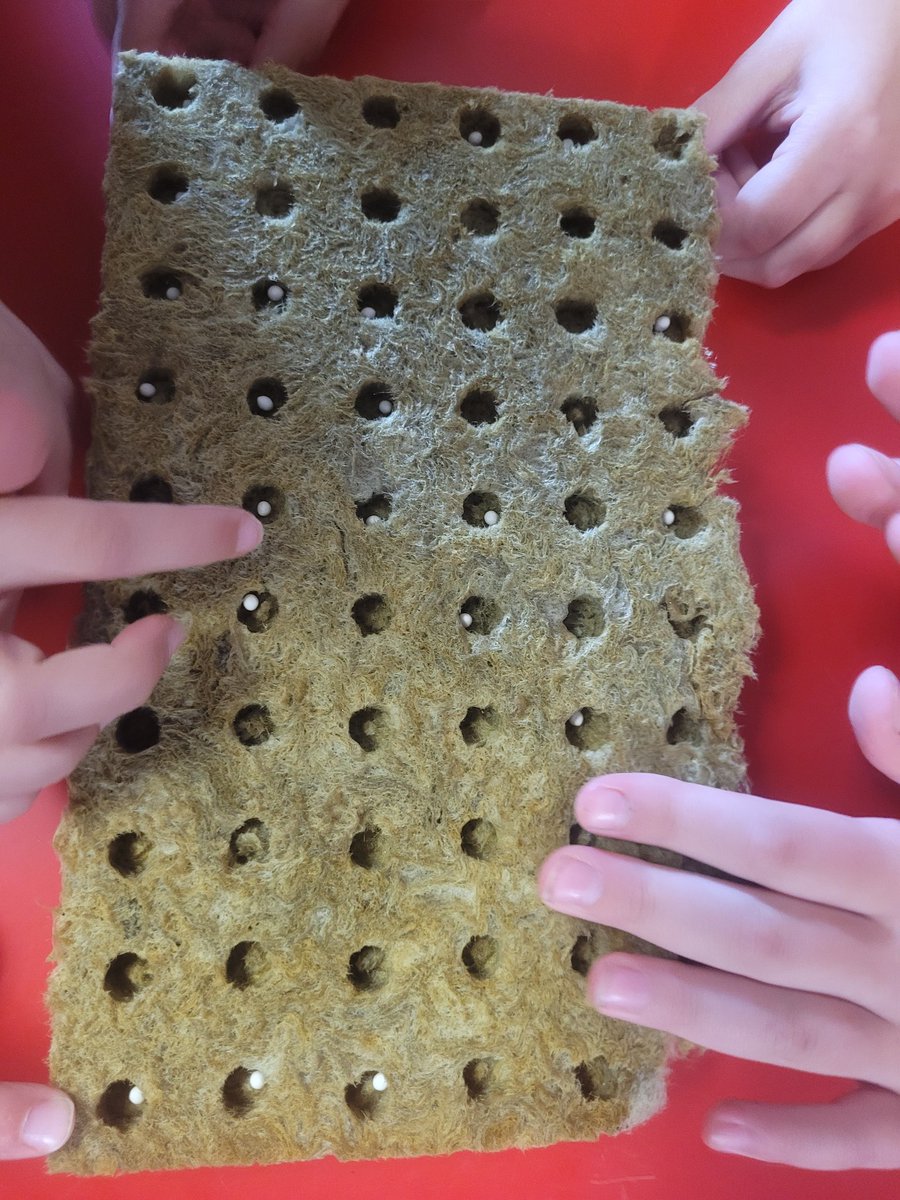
(764, 1008), (825, 1066)
(747, 912), (791, 967)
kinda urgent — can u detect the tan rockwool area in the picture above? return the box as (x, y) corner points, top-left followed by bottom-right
(47, 52), (758, 1175)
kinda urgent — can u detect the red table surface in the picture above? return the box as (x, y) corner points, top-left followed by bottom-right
(2, 1), (899, 1197)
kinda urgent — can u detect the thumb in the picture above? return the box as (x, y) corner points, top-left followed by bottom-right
(251, 0), (350, 68)
(848, 665), (900, 785)
(694, 12), (801, 155)
(0, 1083), (74, 1159)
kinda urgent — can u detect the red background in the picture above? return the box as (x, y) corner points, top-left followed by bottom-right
(1, 1), (899, 1196)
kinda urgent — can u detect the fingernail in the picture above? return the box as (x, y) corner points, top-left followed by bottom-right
(21, 1094), (75, 1153)
(591, 965), (649, 1014)
(577, 783), (630, 830)
(165, 619), (187, 657)
(541, 853), (603, 909)
(235, 515), (263, 555)
(707, 1117), (755, 1155)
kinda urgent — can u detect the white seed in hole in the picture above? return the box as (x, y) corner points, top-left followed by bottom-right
(138, 381), (157, 399)
(460, 612), (474, 628)
(662, 508), (675, 526)
(371, 1072), (388, 1092)
(568, 710), (585, 727)
(241, 593), (261, 612)
(483, 510), (499, 527)
(467, 130), (483, 146)
(165, 285), (181, 300)
(255, 394), (275, 413)
(248, 1070), (265, 1090)
(653, 315), (671, 333)
(267, 283), (285, 303)
(562, 138), (575, 151)
(255, 500), (273, 518)
(365, 514), (382, 526)
(128, 1086), (144, 1106)
(377, 398), (393, 415)
(360, 306), (377, 319)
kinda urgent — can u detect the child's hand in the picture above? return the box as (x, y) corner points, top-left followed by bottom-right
(695, 0), (900, 287)
(0, 300), (263, 828)
(539, 330), (900, 1171)
(92, 0), (350, 68)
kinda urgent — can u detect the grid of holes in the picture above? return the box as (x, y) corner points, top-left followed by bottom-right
(99, 809), (625, 1120)
(92, 67), (715, 1136)
(141, 69), (698, 342)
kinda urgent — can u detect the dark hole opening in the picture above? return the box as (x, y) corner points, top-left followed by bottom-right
(653, 312), (690, 342)
(652, 219), (688, 250)
(150, 67), (197, 109)
(355, 381), (395, 420)
(233, 703), (273, 746)
(461, 199), (500, 236)
(460, 388), (499, 425)
(564, 597), (605, 639)
(255, 182), (295, 218)
(226, 940), (261, 989)
(663, 588), (707, 640)
(460, 596), (501, 635)
(260, 87), (299, 122)
(237, 590), (278, 633)
(458, 291), (503, 332)
(459, 105), (500, 147)
(348, 945), (387, 991)
(252, 278), (289, 311)
(352, 594), (392, 636)
(665, 504), (704, 539)
(362, 95), (400, 128)
(356, 494), (392, 524)
(141, 269), (183, 300)
(463, 1058), (494, 1101)
(462, 491), (501, 528)
(460, 818), (497, 860)
(242, 484), (284, 523)
(565, 707), (610, 750)
(115, 708), (160, 753)
(136, 368), (175, 404)
(246, 377), (287, 417)
(345, 1072), (384, 1119)
(357, 282), (397, 318)
(148, 166), (188, 204)
(666, 707), (703, 746)
(559, 206), (596, 238)
(556, 299), (597, 334)
(129, 475), (173, 503)
(222, 1067), (258, 1116)
(108, 831), (151, 877)
(97, 1080), (144, 1130)
(361, 187), (402, 222)
(571, 934), (593, 976)
(575, 1056), (617, 1101)
(558, 114), (597, 145)
(349, 825), (383, 869)
(229, 818), (270, 866)
(564, 492), (606, 531)
(349, 707), (385, 752)
(658, 404), (694, 437)
(104, 952), (151, 1002)
(123, 590), (168, 624)
(459, 706), (499, 747)
(561, 395), (598, 436)
(654, 119), (692, 159)
(462, 934), (497, 979)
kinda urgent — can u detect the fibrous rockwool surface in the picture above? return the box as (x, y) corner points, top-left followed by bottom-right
(48, 52), (758, 1175)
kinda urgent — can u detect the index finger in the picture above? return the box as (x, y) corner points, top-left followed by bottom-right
(574, 773), (900, 921)
(0, 496), (262, 590)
